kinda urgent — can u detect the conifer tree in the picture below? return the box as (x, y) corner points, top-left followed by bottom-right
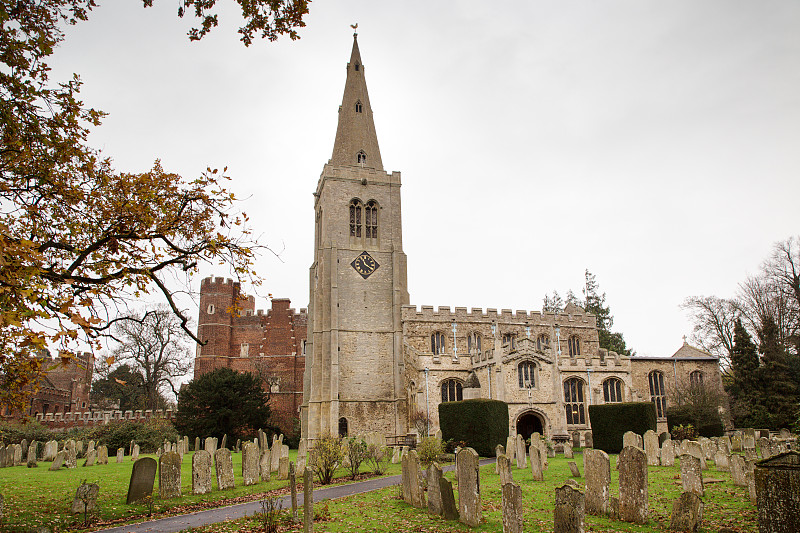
(758, 318), (799, 429)
(583, 270), (634, 356)
(728, 319), (765, 427)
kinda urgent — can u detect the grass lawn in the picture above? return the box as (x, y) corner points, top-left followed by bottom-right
(0, 450), (401, 532)
(189, 451), (758, 533)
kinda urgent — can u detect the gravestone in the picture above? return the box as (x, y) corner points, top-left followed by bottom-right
(746, 469), (757, 504)
(44, 440), (58, 461)
(759, 437), (770, 459)
(680, 454), (704, 497)
(714, 451), (729, 471)
(97, 445), (108, 465)
(131, 444), (140, 461)
(685, 441), (706, 470)
(391, 446), (400, 464)
(192, 450), (212, 494)
(495, 444), (505, 474)
(159, 451), (182, 498)
(668, 491), (703, 533)
(289, 462), (298, 523)
(116, 448), (124, 463)
(49, 451), (65, 471)
(644, 430), (660, 466)
(426, 463), (444, 516)
(206, 437), (217, 458)
(27, 442), (37, 468)
(195, 436), (200, 452)
(271, 436), (280, 470)
(20, 439), (28, 459)
(554, 483), (585, 533)
(279, 456), (290, 479)
(515, 434), (526, 468)
(70, 482), (99, 514)
(623, 431), (641, 449)
(745, 448), (758, 462)
(65, 440), (77, 468)
(220, 433), (227, 450)
(584, 432), (593, 449)
(619, 446), (648, 524)
(260, 449), (271, 482)
(303, 467), (314, 533)
(457, 447), (481, 527)
(242, 442), (259, 486)
(731, 434), (743, 452)
(83, 450), (97, 467)
(215, 448), (235, 490)
(401, 449), (425, 508)
(661, 439), (675, 466)
(529, 443), (543, 481)
(498, 454), (513, 485)
(297, 439), (307, 475)
(730, 454), (747, 487)
(439, 475), (459, 520)
(584, 448), (611, 516)
(506, 435), (516, 464)
(718, 436), (731, 455)
(13, 444), (21, 466)
(126, 457), (157, 504)
(568, 461), (581, 477)
(564, 443), (574, 459)
(502, 482), (523, 533)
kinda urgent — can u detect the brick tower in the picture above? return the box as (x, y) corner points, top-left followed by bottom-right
(301, 33), (410, 445)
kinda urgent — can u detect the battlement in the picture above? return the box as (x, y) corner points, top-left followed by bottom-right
(201, 276), (239, 288)
(402, 304), (594, 324)
(35, 408), (175, 429)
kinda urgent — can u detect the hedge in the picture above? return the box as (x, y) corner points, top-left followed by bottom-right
(438, 399), (508, 457)
(666, 407), (725, 438)
(588, 402), (657, 454)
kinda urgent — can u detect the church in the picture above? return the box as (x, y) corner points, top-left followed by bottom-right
(195, 34), (725, 447)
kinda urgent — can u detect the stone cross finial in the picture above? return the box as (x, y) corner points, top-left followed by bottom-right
(683, 335), (687, 344)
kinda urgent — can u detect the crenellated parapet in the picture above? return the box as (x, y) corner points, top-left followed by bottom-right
(35, 408), (175, 429)
(401, 304), (597, 327)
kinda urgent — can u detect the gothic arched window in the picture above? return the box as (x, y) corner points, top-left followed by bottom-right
(689, 370), (703, 388)
(568, 335), (581, 357)
(355, 100), (363, 113)
(365, 200), (378, 239)
(338, 417), (348, 437)
(564, 378), (586, 425)
(649, 371), (667, 418)
(349, 199), (362, 237)
(467, 333), (482, 357)
(431, 332), (446, 355)
(357, 150), (367, 164)
(603, 377), (623, 403)
(518, 361), (536, 388)
(536, 334), (550, 351)
(441, 379), (463, 402)
(502, 334), (516, 350)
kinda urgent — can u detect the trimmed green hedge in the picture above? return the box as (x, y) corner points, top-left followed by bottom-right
(589, 402), (657, 454)
(666, 407), (724, 438)
(438, 399), (508, 457)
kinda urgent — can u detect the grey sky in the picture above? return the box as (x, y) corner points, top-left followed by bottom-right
(51, 1), (800, 357)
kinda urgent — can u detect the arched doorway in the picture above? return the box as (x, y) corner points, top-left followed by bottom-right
(516, 412), (544, 442)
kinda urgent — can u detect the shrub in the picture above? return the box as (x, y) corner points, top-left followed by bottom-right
(0, 419), (52, 444)
(589, 402), (657, 454)
(667, 406), (724, 437)
(417, 436), (444, 467)
(88, 418), (178, 453)
(310, 436), (343, 484)
(438, 399), (508, 457)
(366, 444), (391, 475)
(670, 424), (698, 441)
(345, 437), (368, 479)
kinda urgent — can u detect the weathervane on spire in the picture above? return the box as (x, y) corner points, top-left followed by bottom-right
(351, 23), (358, 36)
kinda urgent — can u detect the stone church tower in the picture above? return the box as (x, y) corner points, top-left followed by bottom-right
(301, 34), (410, 445)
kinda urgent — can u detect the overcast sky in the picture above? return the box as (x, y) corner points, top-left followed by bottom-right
(51, 1), (800, 358)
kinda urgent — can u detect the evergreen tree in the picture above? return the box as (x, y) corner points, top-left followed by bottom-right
(583, 270), (634, 356)
(758, 318), (799, 429)
(728, 319), (765, 427)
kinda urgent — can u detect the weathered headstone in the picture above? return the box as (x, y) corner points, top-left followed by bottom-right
(206, 437), (217, 458)
(584, 432), (593, 449)
(192, 450), (212, 494)
(12, 444), (21, 466)
(584, 448), (610, 516)
(718, 436), (731, 455)
(730, 454), (747, 487)
(661, 439), (675, 466)
(303, 466), (314, 533)
(159, 451), (182, 499)
(731, 434), (743, 452)
(714, 451), (729, 471)
(568, 461), (581, 477)
(65, 440), (77, 468)
(686, 441), (706, 470)
(529, 443), (543, 481)
(554, 483), (585, 533)
(644, 430), (660, 466)
(71, 482), (99, 515)
(619, 446), (648, 524)
(498, 454), (513, 485)
(502, 482), (524, 533)
(271, 436), (280, 470)
(279, 455), (290, 480)
(194, 436), (200, 452)
(297, 439), (307, 475)
(623, 431), (641, 450)
(26, 442), (37, 468)
(131, 444), (140, 461)
(439, 475), (459, 521)
(116, 448), (124, 463)
(668, 491), (703, 533)
(260, 449), (272, 482)
(515, 434), (526, 468)
(426, 463), (444, 516)
(457, 447), (481, 527)
(495, 444), (505, 474)
(506, 435), (516, 464)
(215, 448), (235, 490)
(97, 445), (108, 465)
(49, 451), (65, 471)
(44, 440), (58, 461)
(564, 442), (574, 459)
(391, 446), (400, 464)
(401, 449), (425, 508)
(680, 454), (704, 497)
(83, 450), (97, 467)
(242, 442), (259, 486)
(220, 433), (227, 450)
(126, 457), (157, 504)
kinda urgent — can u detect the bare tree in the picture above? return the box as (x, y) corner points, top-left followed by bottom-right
(764, 237), (800, 354)
(112, 307), (193, 409)
(738, 274), (797, 348)
(681, 296), (740, 371)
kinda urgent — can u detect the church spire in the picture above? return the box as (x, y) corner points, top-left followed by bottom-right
(330, 33), (383, 171)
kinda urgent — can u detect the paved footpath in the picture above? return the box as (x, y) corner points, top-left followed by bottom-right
(96, 458), (495, 533)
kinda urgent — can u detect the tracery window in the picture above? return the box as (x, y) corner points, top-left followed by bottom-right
(518, 361), (536, 388)
(568, 335), (581, 357)
(355, 100), (363, 113)
(689, 370), (703, 388)
(603, 377), (623, 403)
(365, 200), (378, 239)
(431, 332), (446, 355)
(502, 334), (516, 349)
(441, 379), (463, 402)
(649, 371), (667, 418)
(357, 150), (367, 164)
(536, 334), (550, 351)
(564, 378), (586, 425)
(349, 200), (362, 237)
(467, 333), (482, 356)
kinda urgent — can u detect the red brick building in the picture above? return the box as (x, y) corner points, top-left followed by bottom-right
(194, 276), (307, 437)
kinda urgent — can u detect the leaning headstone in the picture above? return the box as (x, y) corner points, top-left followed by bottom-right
(126, 457), (157, 504)
(44, 440), (58, 461)
(159, 451), (182, 499)
(564, 443), (574, 459)
(65, 440), (77, 468)
(49, 451), (65, 471)
(439, 475), (459, 521)
(20, 439), (28, 458)
(215, 448), (235, 490)
(661, 439), (675, 466)
(495, 444), (505, 474)
(714, 451), (730, 471)
(242, 442), (259, 486)
(70, 482), (99, 514)
(745, 448), (758, 462)
(426, 463), (444, 516)
(303, 467), (314, 533)
(730, 454), (747, 487)
(644, 430), (660, 466)
(498, 454), (513, 485)
(205, 437), (217, 458)
(502, 482), (524, 533)
(457, 447), (481, 527)
(515, 434), (526, 468)
(686, 441), (706, 470)
(401, 449), (425, 508)
(584, 448), (611, 516)
(530, 443), (544, 481)
(623, 431), (641, 449)
(83, 450), (97, 467)
(619, 446), (648, 524)
(116, 448), (124, 463)
(192, 450), (212, 494)
(568, 461), (581, 477)
(680, 454), (704, 497)
(669, 491), (703, 532)
(220, 433), (227, 450)
(554, 483), (585, 533)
